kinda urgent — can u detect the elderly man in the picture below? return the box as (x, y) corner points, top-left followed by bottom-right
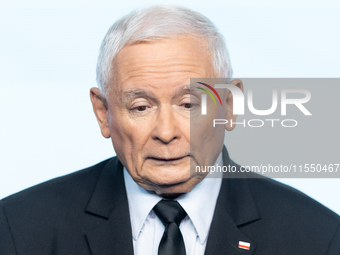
(1, 5), (339, 255)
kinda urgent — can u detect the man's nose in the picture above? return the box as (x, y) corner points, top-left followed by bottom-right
(152, 106), (180, 144)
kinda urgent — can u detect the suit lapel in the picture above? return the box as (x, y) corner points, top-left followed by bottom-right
(85, 157), (134, 255)
(204, 147), (261, 255)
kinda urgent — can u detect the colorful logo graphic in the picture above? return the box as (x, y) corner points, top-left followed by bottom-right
(196, 82), (222, 106)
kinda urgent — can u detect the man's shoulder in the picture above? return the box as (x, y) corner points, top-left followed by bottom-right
(0, 157), (123, 254)
(1, 157), (116, 214)
(230, 160), (339, 220)
(229, 161), (340, 250)
(249, 174), (339, 220)
(219, 161), (340, 254)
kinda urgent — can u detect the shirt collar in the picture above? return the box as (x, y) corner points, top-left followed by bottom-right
(123, 152), (223, 244)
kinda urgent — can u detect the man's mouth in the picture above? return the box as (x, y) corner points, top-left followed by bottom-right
(147, 154), (190, 162)
(148, 155), (189, 162)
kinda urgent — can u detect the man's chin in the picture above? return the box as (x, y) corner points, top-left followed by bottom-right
(141, 173), (202, 197)
(149, 174), (190, 187)
(133, 161), (205, 195)
(142, 161), (190, 182)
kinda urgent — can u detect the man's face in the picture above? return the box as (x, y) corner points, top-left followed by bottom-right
(91, 35), (232, 197)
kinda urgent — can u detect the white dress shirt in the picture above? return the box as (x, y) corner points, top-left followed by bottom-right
(123, 152), (223, 255)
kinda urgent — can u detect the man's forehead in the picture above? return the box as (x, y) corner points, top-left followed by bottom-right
(113, 36), (211, 71)
(106, 35), (215, 101)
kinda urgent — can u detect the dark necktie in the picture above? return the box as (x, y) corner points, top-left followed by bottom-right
(153, 199), (187, 255)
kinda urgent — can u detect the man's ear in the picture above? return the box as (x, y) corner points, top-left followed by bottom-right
(223, 79), (244, 131)
(90, 87), (111, 138)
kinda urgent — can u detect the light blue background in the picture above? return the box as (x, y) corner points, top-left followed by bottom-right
(1, 0), (339, 214)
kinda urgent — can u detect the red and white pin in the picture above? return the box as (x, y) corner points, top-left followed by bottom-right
(238, 241), (250, 250)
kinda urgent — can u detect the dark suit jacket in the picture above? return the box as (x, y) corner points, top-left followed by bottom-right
(1, 148), (340, 255)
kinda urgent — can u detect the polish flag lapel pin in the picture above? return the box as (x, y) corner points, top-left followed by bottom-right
(238, 241), (250, 250)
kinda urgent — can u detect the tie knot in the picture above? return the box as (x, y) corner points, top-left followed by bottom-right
(153, 200), (187, 226)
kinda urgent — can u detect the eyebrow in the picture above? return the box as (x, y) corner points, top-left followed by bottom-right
(124, 89), (151, 99)
(177, 85), (195, 96)
(122, 89), (155, 104)
(123, 85), (197, 102)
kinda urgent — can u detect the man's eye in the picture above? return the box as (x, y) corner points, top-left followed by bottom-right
(135, 106), (148, 111)
(182, 103), (195, 109)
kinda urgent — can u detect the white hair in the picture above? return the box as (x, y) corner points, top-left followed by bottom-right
(96, 5), (233, 97)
